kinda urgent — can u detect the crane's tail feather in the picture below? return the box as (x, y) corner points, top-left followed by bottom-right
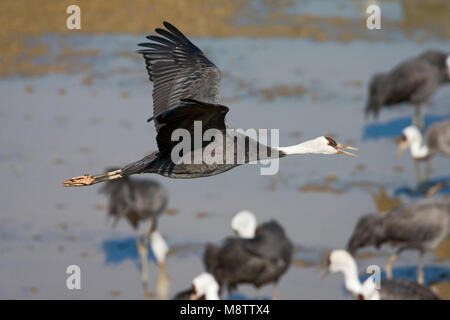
(62, 169), (123, 187)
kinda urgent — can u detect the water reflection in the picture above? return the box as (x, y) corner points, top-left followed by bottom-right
(363, 115), (447, 140)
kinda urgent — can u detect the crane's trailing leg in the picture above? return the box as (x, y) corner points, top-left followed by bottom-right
(136, 233), (151, 299)
(425, 158), (432, 181)
(414, 160), (422, 185)
(256, 288), (262, 300)
(417, 251), (425, 285)
(155, 266), (170, 300)
(385, 253), (398, 279)
(272, 283), (279, 300)
(62, 169), (123, 187)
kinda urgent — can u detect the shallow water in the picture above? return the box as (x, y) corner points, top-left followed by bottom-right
(0, 32), (449, 299)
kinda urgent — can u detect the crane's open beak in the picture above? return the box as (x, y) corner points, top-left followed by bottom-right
(336, 143), (358, 157)
(321, 267), (330, 280)
(318, 253), (331, 279)
(395, 135), (408, 158)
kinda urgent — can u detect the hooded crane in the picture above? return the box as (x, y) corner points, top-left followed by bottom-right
(173, 272), (220, 300)
(203, 210), (293, 300)
(347, 199), (450, 284)
(324, 249), (439, 300)
(396, 120), (450, 184)
(99, 172), (169, 298)
(62, 22), (357, 187)
(365, 50), (450, 129)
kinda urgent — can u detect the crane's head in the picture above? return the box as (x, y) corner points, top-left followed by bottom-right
(322, 249), (358, 279)
(231, 210), (257, 239)
(365, 73), (388, 118)
(347, 215), (383, 253)
(312, 136), (358, 156)
(395, 126), (422, 157)
(279, 136), (358, 157)
(191, 273), (220, 300)
(325, 137), (358, 156)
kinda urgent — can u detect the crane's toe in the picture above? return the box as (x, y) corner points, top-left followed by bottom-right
(62, 175), (95, 187)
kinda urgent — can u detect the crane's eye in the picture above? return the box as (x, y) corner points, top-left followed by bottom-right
(325, 137), (337, 147)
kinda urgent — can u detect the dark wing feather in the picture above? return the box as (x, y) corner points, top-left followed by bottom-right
(212, 238), (267, 287)
(137, 21), (221, 131)
(155, 99), (229, 155)
(243, 221), (293, 262)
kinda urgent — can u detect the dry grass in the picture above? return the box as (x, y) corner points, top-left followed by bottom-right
(0, 0), (449, 79)
(258, 84), (307, 101)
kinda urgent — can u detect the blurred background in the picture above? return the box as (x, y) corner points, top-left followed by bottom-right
(0, 0), (449, 299)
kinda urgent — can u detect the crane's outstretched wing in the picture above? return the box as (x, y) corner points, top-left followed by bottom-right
(155, 98), (229, 156)
(137, 21), (221, 131)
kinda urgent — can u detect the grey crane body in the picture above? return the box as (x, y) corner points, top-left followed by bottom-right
(347, 199), (450, 283)
(203, 220), (293, 296)
(423, 120), (450, 159)
(366, 50), (450, 127)
(376, 278), (439, 300)
(348, 199), (450, 253)
(100, 175), (168, 229)
(62, 22), (357, 187)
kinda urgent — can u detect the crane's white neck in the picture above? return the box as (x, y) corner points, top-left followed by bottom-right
(330, 250), (379, 299)
(409, 133), (429, 159)
(340, 259), (363, 296)
(278, 136), (336, 156)
(193, 273), (220, 300)
(360, 278), (380, 300)
(205, 287), (220, 300)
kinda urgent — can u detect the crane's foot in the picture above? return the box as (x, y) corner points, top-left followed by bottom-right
(62, 169), (123, 187)
(272, 284), (279, 300)
(62, 174), (95, 187)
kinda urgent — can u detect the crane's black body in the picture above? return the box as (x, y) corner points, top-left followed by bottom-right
(375, 278), (439, 300)
(203, 221), (293, 296)
(99, 173), (168, 230)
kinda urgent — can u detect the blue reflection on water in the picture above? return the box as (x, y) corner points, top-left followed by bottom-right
(102, 236), (157, 265)
(394, 176), (450, 198)
(359, 265), (450, 286)
(363, 115), (448, 140)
